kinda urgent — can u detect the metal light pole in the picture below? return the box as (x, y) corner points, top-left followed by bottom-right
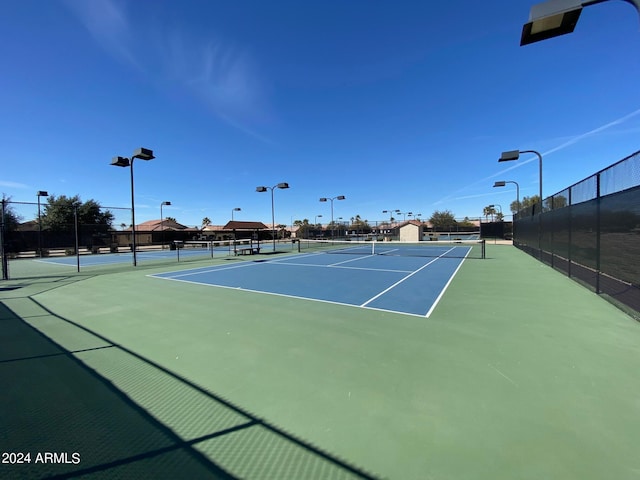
(111, 147), (155, 266)
(494, 180), (520, 241)
(382, 209), (400, 222)
(36, 190), (48, 257)
(382, 209), (400, 238)
(493, 180), (520, 211)
(488, 204), (503, 217)
(232, 207), (241, 221)
(319, 195), (346, 239)
(256, 183), (289, 251)
(500, 149), (543, 254)
(500, 150), (542, 211)
(160, 201), (171, 249)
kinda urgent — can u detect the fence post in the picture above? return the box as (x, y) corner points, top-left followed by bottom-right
(568, 187), (572, 279)
(1, 199), (8, 280)
(596, 173), (601, 294)
(74, 205), (80, 273)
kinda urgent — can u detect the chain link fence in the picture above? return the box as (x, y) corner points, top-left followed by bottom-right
(514, 149), (640, 317)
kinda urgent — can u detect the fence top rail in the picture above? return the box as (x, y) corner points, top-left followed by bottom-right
(516, 149), (640, 216)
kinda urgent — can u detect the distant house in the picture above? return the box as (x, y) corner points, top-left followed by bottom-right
(112, 219), (199, 247)
(201, 221), (269, 241)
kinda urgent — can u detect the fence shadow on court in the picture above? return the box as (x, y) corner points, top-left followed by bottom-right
(0, 297), (379, 479)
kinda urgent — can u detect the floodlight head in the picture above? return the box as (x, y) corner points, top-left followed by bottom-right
(499, 150), (520, 162)
(111, 156), (130, 167)
(256, 186), (268, 192)
(488, 204), (495, 208)
(521, 0), (582, 46)
(233, 207), (241, 211)
(161, 201), (171, 206)
(319, 198), (328, 202)
(337, 195), (346, 200)
(37, 191), (48, 197)
(276, 182), (289, 189)
(132, 147), (155, 161)
(494, 181), (506, 187)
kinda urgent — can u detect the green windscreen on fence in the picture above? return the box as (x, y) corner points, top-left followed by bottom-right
(514, 150), (640, 316)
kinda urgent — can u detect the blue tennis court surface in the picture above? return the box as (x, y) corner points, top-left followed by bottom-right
(32, 245), (229, 267)
(150, 248), (472, 317)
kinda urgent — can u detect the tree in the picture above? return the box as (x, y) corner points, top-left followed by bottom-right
(120, 223), (127, 230)
(1, 195), (22, 232)
(547, 195), (568, 210)
(349, 214), (371, 233)
(429, 210), (457, 230)
(165, 216), (177, 223)
(458, 217), (476, 228)
(202, 217), (211, 227)
(294, 219), (311, 238)
(277, 224), (288, 239)
(42, 195), (113, 231)
(483, 205), (496, 221)
(511, 195), (541, 214)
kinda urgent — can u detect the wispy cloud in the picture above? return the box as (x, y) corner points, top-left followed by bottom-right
(63, 0), (139, 69)
(539, 108), (640, 158)
(163, 31), (274, 143)
(0, 181), (30, 189)
(433, 107), (640, 205)
(433, 191), (500, 205)
(63, 0), (273, 142)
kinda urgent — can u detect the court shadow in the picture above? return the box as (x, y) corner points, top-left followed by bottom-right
(0, 301), (234, 479)
(0, 299), (379, 479)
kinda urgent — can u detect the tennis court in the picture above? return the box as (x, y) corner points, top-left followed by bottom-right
(2, 243), (640, 480)
(150, 240), (483, 317)
(32, 241), (251, 268)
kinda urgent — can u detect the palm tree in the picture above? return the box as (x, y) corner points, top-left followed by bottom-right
(202, 217), (211, 227)
(483, 206), (496, 222)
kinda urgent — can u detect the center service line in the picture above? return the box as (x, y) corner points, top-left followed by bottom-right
(359, 247), (455, 307)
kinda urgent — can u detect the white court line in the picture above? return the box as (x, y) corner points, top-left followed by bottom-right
(150, 275), (429, 318)
(424, 248), (471, 318)
(33, 259), (77, 267)
(328, 254), (375, 267)
(150, 261), (258, 279)
(149, 251), (306, 279)
(360, 247), (455, 307)
(269, 260), (412, 274)
(150, 247), (468, 318)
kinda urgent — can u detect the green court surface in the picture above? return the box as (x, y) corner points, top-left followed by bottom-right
(2, 244), (640, 479)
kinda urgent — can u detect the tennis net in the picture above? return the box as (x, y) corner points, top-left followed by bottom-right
(178, 239), (259, 257)
(296, 238), (485, 259)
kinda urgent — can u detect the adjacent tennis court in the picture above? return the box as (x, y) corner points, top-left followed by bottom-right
(150, 240), (483, 317)
(32, 241), (245, 267)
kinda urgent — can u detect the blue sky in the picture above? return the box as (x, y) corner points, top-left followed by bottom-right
(2, 0), (640, 228)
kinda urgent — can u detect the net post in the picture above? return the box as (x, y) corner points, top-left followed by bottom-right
(481, 239), (486, 259)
